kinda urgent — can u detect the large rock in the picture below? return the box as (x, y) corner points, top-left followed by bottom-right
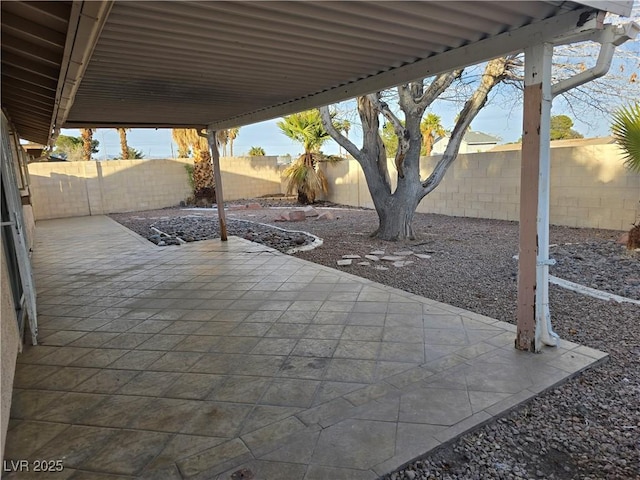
(303, 206), (319, 217)
(289, 210), (307, 221)
(316, 212), (334, 221)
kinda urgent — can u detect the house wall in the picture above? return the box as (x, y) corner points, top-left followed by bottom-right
(322, 143), (639, 231)
(0, 249), (20, 462)
(28, 157), (286, 220)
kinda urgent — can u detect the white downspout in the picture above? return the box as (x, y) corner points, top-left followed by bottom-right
(535, 22), (639, 351)
(535, 43), (557, 350)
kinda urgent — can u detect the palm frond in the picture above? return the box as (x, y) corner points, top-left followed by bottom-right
(611, 102), (640, 173)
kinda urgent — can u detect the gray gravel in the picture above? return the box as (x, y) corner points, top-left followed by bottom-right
(111, 204), (639, 480)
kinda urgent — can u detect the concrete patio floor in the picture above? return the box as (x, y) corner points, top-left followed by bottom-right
(5, 216), (607, 479)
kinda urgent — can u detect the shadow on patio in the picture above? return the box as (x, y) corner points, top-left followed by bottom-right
(5, 216), (606, 479)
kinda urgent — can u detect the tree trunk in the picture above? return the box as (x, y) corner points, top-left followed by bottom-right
(192, 149), (216, 204)
(80, 128), (93, 161)
(373, 193), (420, 240)
(118, 128), (129, 159)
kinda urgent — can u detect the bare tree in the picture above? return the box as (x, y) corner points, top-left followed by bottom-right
(320, 56), (517, 240)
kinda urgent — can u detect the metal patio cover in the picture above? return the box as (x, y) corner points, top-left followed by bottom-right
(1, 1), (633, 145)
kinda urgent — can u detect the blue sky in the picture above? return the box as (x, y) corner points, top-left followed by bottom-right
(60, 98), (615, 160)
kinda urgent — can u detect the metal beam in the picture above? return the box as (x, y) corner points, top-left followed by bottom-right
(206, 7), (599, 130)
(51, 0), (114, 144)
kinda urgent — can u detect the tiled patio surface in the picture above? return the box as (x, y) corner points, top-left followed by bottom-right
(6, 216), (607, 479)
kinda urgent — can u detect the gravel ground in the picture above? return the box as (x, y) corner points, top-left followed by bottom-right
(110, 202), (639, 480)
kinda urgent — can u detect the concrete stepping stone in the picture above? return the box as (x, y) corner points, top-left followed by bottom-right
(393, 260), (414, 267)
(381, 256), (405, 262)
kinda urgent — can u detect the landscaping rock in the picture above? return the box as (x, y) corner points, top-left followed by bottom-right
(337, 259), (352, 266)
(370, 250), (385, 255)
(414, 253), (432, 259)
(365, 255), (380, 262)
(316, 212), (334, 221)
(393, 250), (414, 256)
(303, 206), (319, 217)
(289, 210), (307, 222)
(342, 254), (361, 259)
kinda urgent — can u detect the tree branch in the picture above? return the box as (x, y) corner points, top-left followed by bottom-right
(415, 69), (463, 109)
(421, 57), (513, 195)
(369, 93), (410, 178)
(319, 106), (360, 159)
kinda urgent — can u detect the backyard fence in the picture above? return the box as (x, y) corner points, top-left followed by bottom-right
(321, 142), (639, 231)
(28, 142), (639, 231)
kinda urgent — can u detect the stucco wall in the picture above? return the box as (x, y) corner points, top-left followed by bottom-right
(322, 144), (639, 231)
(1, 248), (20, 463)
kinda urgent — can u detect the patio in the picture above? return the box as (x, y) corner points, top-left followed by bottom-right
(5, 215), (606, 479)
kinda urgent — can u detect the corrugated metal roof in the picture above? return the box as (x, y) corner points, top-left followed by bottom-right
(1, 1), (72, 145)
(1, 1), (634, 144)
(65, 1), (587, 130)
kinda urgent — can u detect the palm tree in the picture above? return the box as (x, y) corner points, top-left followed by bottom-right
(277, 109), (340, 204)
(611, 102), (640, 249)
(172, 128), (216, 204)
(420, 113), (445, 156)
(216, 130), (229, 157)
(117, 128), (130, 159)
(612, 102), (640, 172)
(227, 128), (240, 157)
(172, 129), (191, 158)
(80, 128), (93, 161)
(248, 146), (266, 156)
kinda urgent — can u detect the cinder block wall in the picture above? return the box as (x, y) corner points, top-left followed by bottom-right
(28, 157), (287, 220)
(322, 144), (639, 231)
(28, 159), (193, 220)
(220, 156), (285, 200)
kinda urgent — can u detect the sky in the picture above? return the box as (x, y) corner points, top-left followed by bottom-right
(59, 98), (616, 160)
